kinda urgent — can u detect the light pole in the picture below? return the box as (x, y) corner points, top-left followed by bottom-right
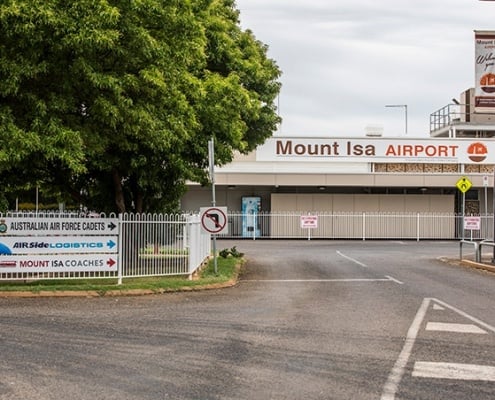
(385, 104), (408, 135)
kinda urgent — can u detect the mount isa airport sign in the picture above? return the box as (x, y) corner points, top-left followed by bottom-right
(256, 137), (493, 164)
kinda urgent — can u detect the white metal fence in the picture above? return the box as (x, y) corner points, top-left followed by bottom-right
(0, 210), (491, 283)
(0, 212), (211, 282)
(219, 212), (494, 241)
(119, 213), (211, 281)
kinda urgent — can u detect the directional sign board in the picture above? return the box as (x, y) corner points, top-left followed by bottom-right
(456, 176), (472, 193)
(200, 207), (228, 234)
(0, 236), (118, 255)
(0, 254), (117, 273)
(0, 217), (118, 236)
(0, 217), (120, 275)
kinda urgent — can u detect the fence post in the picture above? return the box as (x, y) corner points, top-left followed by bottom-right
(187, 214), (199, 279)
(117, 213), (123, 285)
(417, 213), (420, 242)
(362, 212), (366, 241)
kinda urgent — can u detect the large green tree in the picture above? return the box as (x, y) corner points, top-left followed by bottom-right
(0, 0), (281, 213)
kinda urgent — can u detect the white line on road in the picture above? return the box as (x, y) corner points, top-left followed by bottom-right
(425, 322), (487, 334)
(381, 298), (495, 399)
(243, 277), (395, 283)
(336, 250), (367, 268)
(381, 298), (431, 400)
(431, 298), (495, 334)
(412, 362), (495, 381)
(385, 275), (404, 285)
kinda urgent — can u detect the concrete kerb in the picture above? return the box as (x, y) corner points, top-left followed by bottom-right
(439, 256), (495, 274)
(459, 259), (495, 273)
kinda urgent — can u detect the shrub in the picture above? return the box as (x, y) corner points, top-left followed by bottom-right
(219, 246), (244, 258)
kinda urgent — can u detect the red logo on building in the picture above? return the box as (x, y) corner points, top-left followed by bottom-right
(467, 142), (488, 162)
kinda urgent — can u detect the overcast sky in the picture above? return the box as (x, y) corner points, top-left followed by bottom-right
(235, 0), (495, 138)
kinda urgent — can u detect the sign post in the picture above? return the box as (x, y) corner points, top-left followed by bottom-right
(464, 216), (481, 241)
(200, 206), (228, 275)
(456, 176), (472, 240)
(208, 138), (218, 274)
(300, 214), (318, 240)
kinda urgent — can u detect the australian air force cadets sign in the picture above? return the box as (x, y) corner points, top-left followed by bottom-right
(0, 217), (119, 274)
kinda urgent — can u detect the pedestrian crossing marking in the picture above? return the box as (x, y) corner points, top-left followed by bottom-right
(413, 362), (495, 381)
(425, 322), (487, 334)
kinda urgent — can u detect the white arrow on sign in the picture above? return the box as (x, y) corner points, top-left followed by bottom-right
(0, 236), (118, 255)
(0, 254), (118, 273)
(0, 218), (119, 236)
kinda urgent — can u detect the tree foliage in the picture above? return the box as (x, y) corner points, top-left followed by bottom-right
(0, 0), (281, 213)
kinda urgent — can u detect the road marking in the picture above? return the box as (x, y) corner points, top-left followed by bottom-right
(243, 277), (396, 283)
(380, 298), (430, 400)
(425, 322), (487, 334)
(385, 275), (404, 285)
(431, 298), (495, 334)
(433, 304), (445, 311)
(336, 251), (367, 268)
(381, 298), (495, 399)
(412, 362), (495, 381)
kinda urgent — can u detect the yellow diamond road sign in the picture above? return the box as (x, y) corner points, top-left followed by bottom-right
(456, 176), (472, 193)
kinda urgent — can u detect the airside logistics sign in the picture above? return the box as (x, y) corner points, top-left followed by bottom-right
(256, 137), (494, 164)
(0, 236), (118, 255)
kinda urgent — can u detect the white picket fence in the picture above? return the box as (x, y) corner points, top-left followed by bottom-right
(0, 212), (211, 282)
(118, 213), (211, 282)
(0, 211), (491, 283)
(219, 212), (494, 241)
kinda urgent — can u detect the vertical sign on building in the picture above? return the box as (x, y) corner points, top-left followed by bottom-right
(475, 30), (495, 108)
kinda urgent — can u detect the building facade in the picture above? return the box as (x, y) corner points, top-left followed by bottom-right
(182, 88), (495, 219)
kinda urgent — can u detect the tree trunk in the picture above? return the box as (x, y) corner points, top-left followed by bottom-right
(134, 191), (144, 214)
(112, 168), (126, 213)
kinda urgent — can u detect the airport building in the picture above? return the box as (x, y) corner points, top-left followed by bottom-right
(180, 32), (495, 239)
(182, 86), (495, 215)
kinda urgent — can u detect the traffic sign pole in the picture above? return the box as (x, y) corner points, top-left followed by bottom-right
(208, 138), (218, 275)
(456, 177), (472, 242)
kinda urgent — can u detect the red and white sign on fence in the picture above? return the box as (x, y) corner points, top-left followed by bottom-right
(300, 215), (318, 229)
(464, 216), (481, 231)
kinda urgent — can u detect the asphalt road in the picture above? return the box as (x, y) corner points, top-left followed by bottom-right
(0, 240), (494, 400)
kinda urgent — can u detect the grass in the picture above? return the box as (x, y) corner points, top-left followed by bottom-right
(0, 255), (242, 295)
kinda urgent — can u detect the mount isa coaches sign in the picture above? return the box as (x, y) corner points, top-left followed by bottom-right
(0, 217), (119, 274)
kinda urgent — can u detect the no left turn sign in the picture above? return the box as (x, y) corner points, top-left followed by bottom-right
(200, 207), (228, 234)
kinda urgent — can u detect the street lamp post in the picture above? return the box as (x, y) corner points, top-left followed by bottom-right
(385, 104), (408, 135)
